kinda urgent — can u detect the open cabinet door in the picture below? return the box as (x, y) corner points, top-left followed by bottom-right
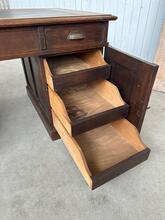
(105, 46), (159, 131)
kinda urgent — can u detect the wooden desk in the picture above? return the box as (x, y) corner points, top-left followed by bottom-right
(0, 9), (116, 60)
(0, 9), (158, 189)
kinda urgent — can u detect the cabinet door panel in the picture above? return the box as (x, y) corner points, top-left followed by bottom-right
(105, 46), (158, 131)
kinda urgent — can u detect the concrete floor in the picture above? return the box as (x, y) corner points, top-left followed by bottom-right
(0, 59), (165, 220)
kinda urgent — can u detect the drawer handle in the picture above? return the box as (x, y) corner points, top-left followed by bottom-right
(67, 30), (85, 40)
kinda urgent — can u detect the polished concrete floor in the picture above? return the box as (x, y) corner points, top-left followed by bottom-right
(0, 59), (165, 220)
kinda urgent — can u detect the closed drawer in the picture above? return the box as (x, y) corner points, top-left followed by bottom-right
(0, 27), (40, 60)
(44, 49), (111, 90)
(52, 110), (150, 189)
(44, 22), (108, 53)
(47, 80), (129, 136)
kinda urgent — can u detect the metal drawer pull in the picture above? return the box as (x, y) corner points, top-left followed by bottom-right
(67, 30), (85, 40)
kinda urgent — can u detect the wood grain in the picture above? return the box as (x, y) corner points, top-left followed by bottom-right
(75, 119), (145, 175)
(47, 80), (127, 135)
(58, 80), (125, 118)
(44, 59), (54, 91)
(44, 22), (108, 53)
(52, 110), (146, 188)
(44, 50), (111, 90)
(47, 50), (107, 75)
(0, 9), (112, 60)
(0, 27), (41, 60)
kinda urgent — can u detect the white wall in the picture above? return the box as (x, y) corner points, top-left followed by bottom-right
(8, 0), (165, 62)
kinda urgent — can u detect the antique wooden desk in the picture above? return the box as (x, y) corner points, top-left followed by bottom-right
(0, 9), (158, 189)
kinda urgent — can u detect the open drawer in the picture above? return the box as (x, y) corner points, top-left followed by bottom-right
(48, 80), (129, 136)
(44, 50), (110, 90)
(52, 110), (150, 189)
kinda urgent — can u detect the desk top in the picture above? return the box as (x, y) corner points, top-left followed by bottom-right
(0, 8), (117, 27)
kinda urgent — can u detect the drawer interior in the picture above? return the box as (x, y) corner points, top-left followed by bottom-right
(44, 50), (110, 90)
(48, 80), (129, 135)
(46, 50), (108, 75)
(52, 110), (149, 189)
(75, 120), (145, 175)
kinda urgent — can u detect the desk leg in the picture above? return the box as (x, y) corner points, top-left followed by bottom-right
(21, 57), (60, 141)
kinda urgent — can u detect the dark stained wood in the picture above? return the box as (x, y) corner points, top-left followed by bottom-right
(38, 26), (47, 50)
(22, 57), (37, 97)
(0, 27), (41, 60)
(0, 23), (109, 60)
(22, 56), (60, 140)
(0, 9), (117, 28)
(0, 9), (115, 60)
(105, 46), (159, 131)
(44, 22), (109, 53)
(92, 147), (150, 190)
(29, 57), (50, 118)
(71, 104), (129, 135)
(0, 9), (117, 60)
(27, 85), (59, 141)
(52, 66), (110, 90)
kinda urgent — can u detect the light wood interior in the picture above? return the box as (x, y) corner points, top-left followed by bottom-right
(52, 110), (146, 187)
(44, 59), (55, 91)
(52, 110), (93, 188)
(46, 49), (107, 75)
(75, 120), (146, 175)
(48, 80), (126, 134)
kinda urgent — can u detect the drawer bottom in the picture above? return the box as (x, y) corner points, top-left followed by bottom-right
(52, 110), (150, 189)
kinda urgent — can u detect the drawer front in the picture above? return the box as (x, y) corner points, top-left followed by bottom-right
(0, 27), (40, 60)
(44, 22), (108, 53)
